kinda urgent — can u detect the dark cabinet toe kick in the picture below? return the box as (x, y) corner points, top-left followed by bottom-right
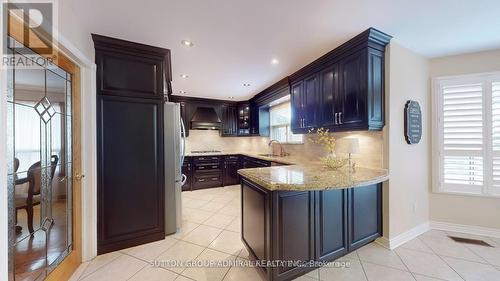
(240, 177), (382, 281)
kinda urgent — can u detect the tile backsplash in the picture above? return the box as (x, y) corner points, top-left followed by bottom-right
(186, 129), (383, 168)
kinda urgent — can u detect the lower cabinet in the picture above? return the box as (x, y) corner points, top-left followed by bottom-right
(241, 179), (382, 281)
(224, 156), (240, 186)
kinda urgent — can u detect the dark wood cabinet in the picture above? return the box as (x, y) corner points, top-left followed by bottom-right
(93, 34), (171, 254)
(315, 189), (348, 262)
(241, 178), (382, 281)
(221, 105), (238, 136)
(290, 28), (391, 133)
(348, 184), (382, 251)
(320, 64), (339, 127)
(242, 156), (271, 168)
(191, 156), (223, 190)
(250, 104), (260, 135)
(223, 155), (240, 186)
(238, 103), (251, 135)
(179, 102), (189, 137)
(181, 157), (192, 191)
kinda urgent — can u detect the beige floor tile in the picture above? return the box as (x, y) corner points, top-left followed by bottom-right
(80, 251), (122, 279)
(129, 265), (178, 281)
(176, 276), (196, 281)
(184, 199), (210, 209)
(182, 225), (223, 247)
(181, 248), (235, 281)
(419, 235), (485, 263)
(238, 247), (252, 260)
(412, 273), (444, 281)
(217, 205), (240, 216)
(466, 243), (500, 266)
(292, 275), (318, 281)
(211, 194), (236, 204)
(443, 256), (500, 281)
(68, 261), (89, 281)
(305, 268), (319, 279)
(357, 242), (407, 270)
(184, 210), (215, 224)
(224, 218), (241, 233)
(223, 261), (266, 281)
(209, 230), (245, 256)
(343, 251), (360, 260)
(362, 262), (414, 281)
(169, 221), (201, 239)
(395, 248), (462, 281)
(318, 259), (367, 281)
(400, 238), (434, 253)
(195, 193), (218, 201)
(156, 240), (205, 274)
(80, 254), (147, 281)
(199, 202), (227, 212)
(203, 213), (236, 229)
(124, 237), (177, 262)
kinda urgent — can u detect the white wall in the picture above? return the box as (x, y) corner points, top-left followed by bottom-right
(384, 42), (431, 239)
(429, 49), (500, 229)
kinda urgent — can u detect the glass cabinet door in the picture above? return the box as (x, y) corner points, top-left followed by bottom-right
(7, 37), (74, 281)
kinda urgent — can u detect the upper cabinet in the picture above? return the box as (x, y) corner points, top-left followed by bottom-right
(289, 28), (391, 133)
(237, 103), (250, 135)
(221, 104), (238, 136)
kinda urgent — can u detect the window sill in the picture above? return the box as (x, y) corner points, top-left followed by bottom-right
(431, 190), (500, 199)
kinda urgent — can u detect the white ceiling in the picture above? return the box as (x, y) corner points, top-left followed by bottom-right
(68, 0), (500, 101)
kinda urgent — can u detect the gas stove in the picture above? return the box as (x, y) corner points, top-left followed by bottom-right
(190, 150), (222, 154)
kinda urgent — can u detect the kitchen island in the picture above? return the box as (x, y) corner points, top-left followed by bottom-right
(238, 164), (389, 281)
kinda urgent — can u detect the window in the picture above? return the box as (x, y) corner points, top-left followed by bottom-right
(269, 101), (303, 144)
(433, 73), (500, 197)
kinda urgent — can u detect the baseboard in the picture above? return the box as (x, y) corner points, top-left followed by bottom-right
(375, 222), (430, 250)
(430, 221), (500, 238)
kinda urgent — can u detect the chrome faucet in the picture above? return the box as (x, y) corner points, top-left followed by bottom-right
(268, 139), (287, 157)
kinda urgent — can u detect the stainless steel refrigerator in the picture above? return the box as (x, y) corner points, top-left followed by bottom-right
(164, 102), (187, 234)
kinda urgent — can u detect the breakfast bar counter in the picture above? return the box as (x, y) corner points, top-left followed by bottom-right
(237, 164), (388, 281)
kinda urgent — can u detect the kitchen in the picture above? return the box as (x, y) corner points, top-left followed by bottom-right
(3, 1), (500, 281)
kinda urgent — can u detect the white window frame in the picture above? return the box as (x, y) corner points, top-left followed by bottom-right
(432, 71), (500, 198)
(269, 101), (303, 145)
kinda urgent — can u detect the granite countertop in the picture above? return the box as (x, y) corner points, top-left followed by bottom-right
(237, 162), (389, 191)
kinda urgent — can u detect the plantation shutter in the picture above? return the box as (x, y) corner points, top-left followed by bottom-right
(441, 82), (484, 193)
(491, 81), (500, 194)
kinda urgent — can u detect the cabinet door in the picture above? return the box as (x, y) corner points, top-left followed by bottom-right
(338, 50), (367, 128)
(290, 81), (303, 133)
(181, 162), (192, 191)
(315, 190), (348, 261)
(224, 161), (240, 186)
(250, 104), (260, 135)
(221, 105), (236, 136)
(320, 64), (339, 128)
(230, 106), (238, 135)
(303, 73), (320, 129)
(348, 184), (382, 251)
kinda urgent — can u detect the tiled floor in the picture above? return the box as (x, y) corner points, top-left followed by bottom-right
(70, 185), (500, 281)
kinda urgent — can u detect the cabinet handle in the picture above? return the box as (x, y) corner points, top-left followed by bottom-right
(211, 177), (219, 181)
(339, 112), (343, 124)
(212, 165), (218, 169)
(334, 113), (338, 125)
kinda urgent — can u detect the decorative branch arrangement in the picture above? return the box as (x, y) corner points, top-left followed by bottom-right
(308, 127), (336, 155)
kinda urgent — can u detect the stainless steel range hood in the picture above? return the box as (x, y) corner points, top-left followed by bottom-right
(190, 107), (221, 130)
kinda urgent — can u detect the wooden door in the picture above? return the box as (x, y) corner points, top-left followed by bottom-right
(7, 13), (83, 281)
(93, 34), (171, 254)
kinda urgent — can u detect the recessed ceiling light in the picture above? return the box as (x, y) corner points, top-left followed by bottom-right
(179, 90), (187, 94)
(228, 96), (235, 99)
(180, 74), (189, 78)
(271, 58), (279, 65)
(181, 40), (194, 47)
(243, 83), (251, 87)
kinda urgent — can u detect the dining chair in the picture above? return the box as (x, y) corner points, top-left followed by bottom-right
(15, 155), (59, 235)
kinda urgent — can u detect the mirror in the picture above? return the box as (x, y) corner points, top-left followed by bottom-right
(7, 37), (73, 281)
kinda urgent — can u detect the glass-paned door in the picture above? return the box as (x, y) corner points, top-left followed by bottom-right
(6, 36), (74, 281)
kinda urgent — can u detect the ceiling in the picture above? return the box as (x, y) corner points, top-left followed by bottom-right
(68, 0), (500, 101)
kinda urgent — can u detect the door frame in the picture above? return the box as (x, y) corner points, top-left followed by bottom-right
(7, 11), (85, 281)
